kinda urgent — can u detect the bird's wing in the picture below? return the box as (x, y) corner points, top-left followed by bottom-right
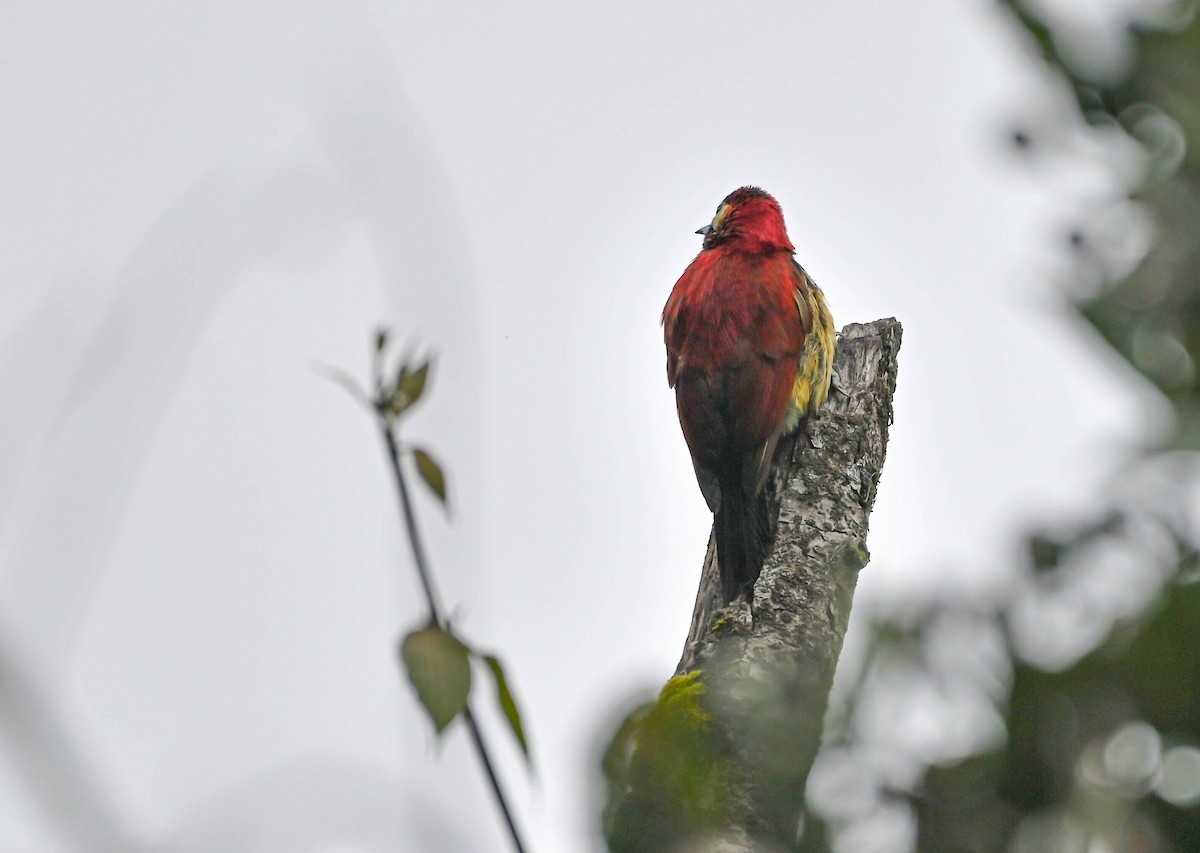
(791, 259), (817, 339)
(788, 259), (836, 421)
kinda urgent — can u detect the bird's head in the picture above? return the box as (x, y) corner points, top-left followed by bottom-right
(696, 186), (794, 254)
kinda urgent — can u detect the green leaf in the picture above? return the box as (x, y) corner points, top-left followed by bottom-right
(374, 326), (390, 353)
(413, 447), (448, 505)
(400, 623), (471, 733)
(398, 359), (430, 402)
(388, 359), (430, 416)
(483, 654), (530, 760)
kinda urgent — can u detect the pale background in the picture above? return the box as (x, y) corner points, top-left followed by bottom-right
(0, 1), (1149, 851)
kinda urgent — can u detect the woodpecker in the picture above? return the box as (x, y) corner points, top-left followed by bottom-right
(663, 187), (836, 603)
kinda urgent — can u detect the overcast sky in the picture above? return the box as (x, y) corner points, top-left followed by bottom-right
(0, 1), (1151, 851)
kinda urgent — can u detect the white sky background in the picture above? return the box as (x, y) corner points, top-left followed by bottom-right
(0, 1), (1151, 851)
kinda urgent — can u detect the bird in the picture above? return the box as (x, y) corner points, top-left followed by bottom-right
(662, 186), (836, 604)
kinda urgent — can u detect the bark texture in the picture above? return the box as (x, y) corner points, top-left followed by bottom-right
(687, 318), (900, 847)
(679, 318), (901, 674)
(606, 319), (900, 853)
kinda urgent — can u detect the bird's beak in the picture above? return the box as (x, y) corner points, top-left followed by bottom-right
(696, 224), (713, 236)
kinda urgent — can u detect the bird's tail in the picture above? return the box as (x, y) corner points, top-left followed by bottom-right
(714, 482), (773, 605)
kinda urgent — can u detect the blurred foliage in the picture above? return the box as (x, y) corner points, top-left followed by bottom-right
(1002, 0), (1200, 448)
(412, 446), (449, 506)
(336, 329), (526, 755)
(804, 2), (1200, 851)
(603, 672), (741, 853)
(401, 621), (472, 734)
(332, 331), (531, 850)
(484, 654), (531, 759)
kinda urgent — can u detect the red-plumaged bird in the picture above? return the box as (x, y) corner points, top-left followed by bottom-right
(663, 187), (836, 604)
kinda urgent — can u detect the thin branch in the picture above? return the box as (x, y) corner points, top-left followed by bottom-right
(374, 408), (530, 853)
(376, 407), (444, 620)
(463, 708), (529, 853)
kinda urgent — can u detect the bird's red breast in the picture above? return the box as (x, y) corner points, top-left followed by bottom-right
(662, 186), (833, 603)
(663, 250), (805, 478)
(662, 188), (812, 494)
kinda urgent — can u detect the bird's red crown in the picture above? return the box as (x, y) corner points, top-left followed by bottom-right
(700, 186), (794, 254)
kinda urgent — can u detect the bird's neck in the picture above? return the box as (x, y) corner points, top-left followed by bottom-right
(712, 235), (794, 256)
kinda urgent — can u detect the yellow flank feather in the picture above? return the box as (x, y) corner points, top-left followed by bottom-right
(785, 278), (835, 432)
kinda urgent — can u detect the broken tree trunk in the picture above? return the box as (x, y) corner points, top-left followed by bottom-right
(605, 318), (901, 853)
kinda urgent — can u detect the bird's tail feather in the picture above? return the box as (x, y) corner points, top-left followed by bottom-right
(715, 483), (773, 604)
